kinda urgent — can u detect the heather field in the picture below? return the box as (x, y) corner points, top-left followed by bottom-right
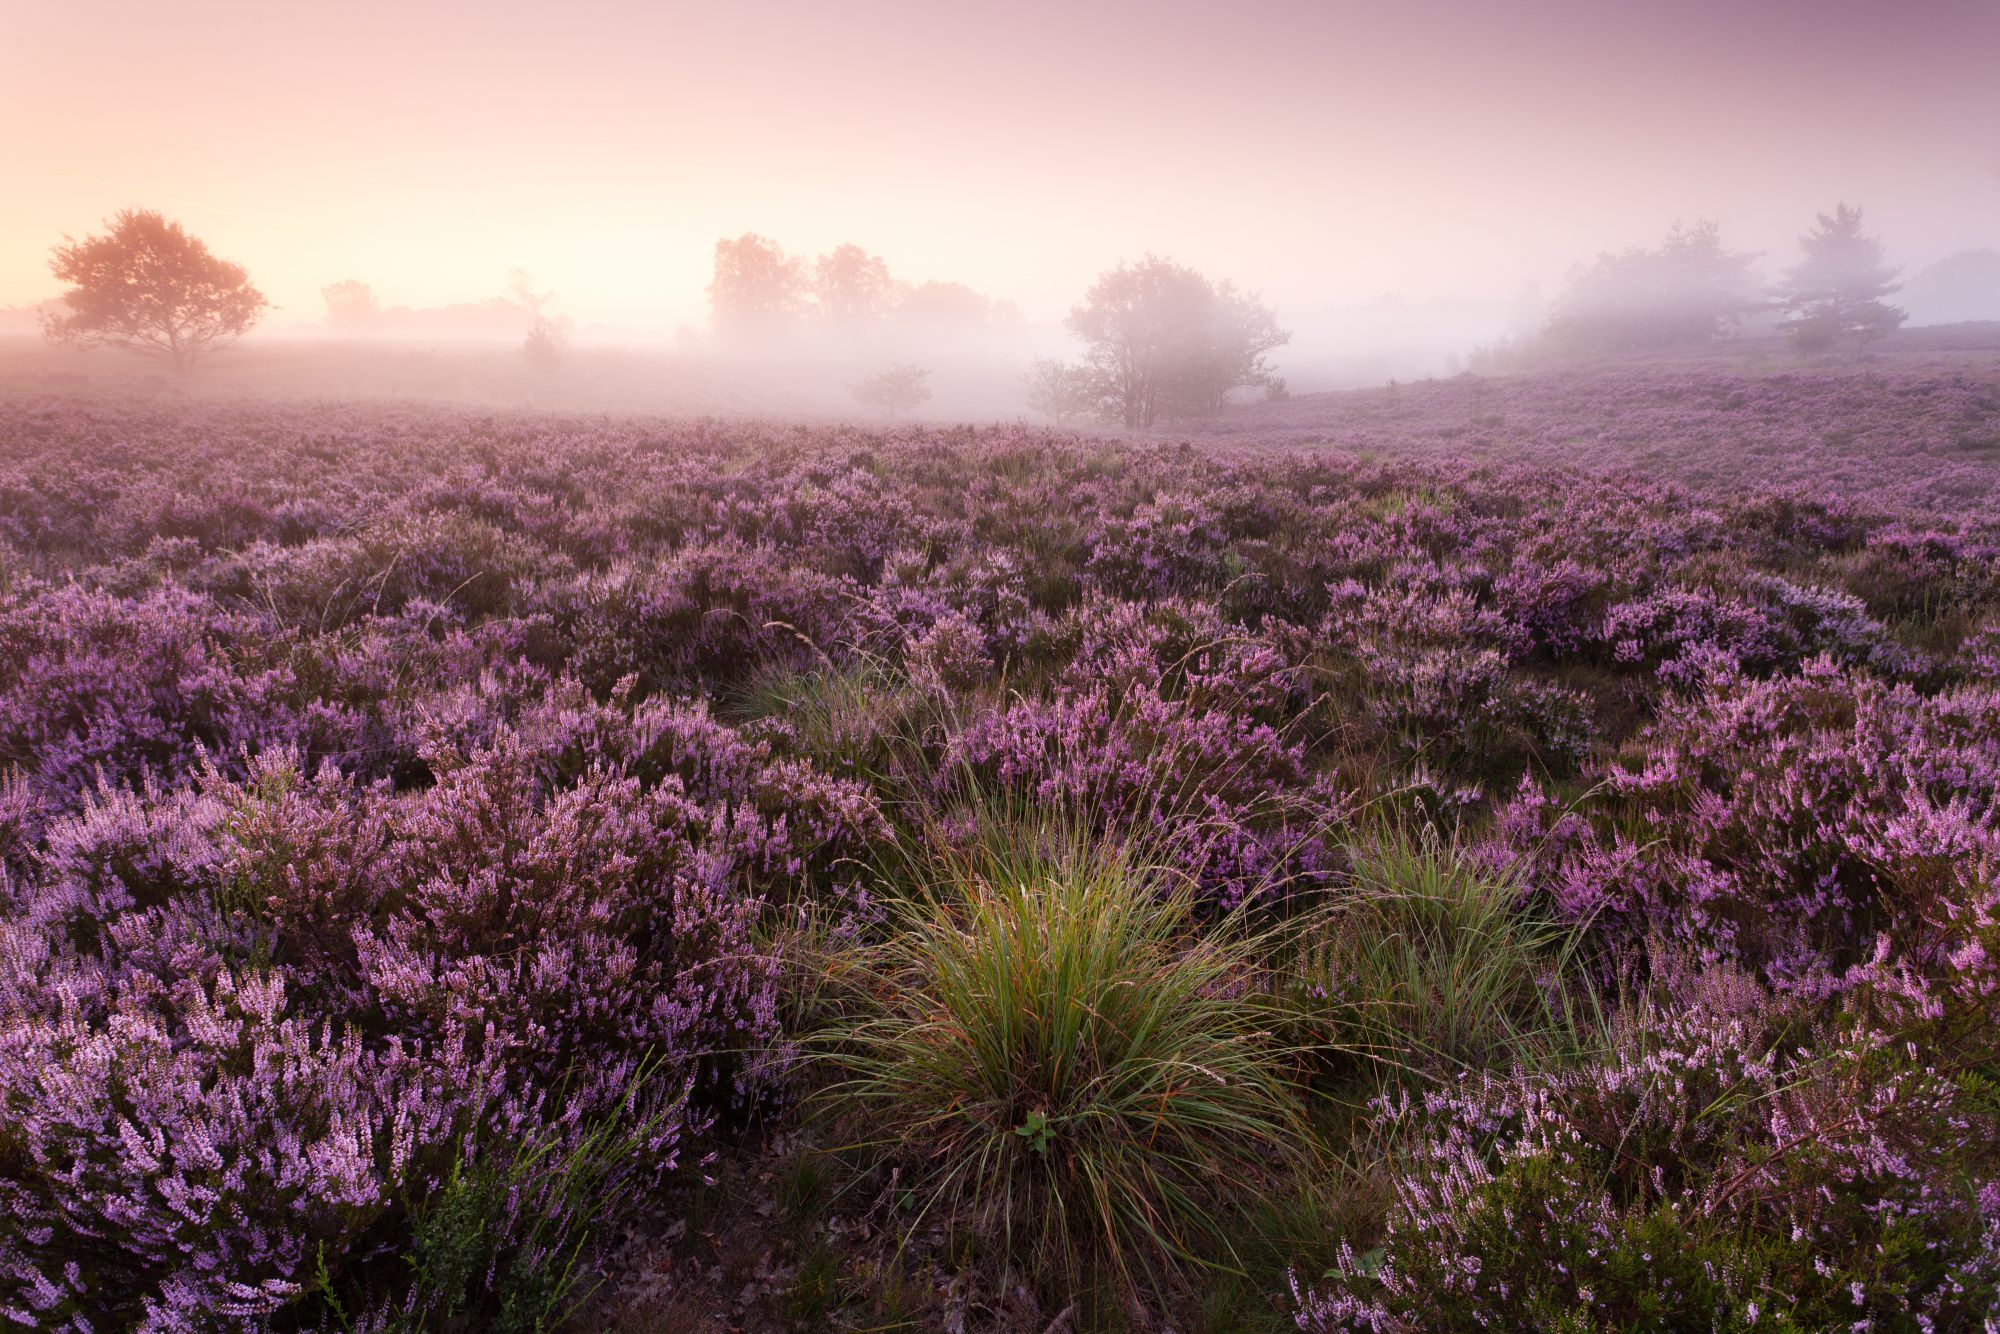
(4, 355), (2000, 1332)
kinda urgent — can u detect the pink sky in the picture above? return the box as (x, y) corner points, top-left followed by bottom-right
(3, 0), (1995, 331)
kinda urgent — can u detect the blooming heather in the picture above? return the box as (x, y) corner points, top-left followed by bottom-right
(0, 356), (1995, 1324)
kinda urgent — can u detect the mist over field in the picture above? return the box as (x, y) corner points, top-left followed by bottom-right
(4, 0), (1999, 411)
(6, 4), (2000, 1331)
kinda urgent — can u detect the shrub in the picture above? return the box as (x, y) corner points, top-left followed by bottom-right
(0, 697), (810, 1325)
(941, 682), (1348, 907)
(1292, 966), (2000, 1333)
(1491, 658), (2000, 989)
(1318, 584), (1596, 792)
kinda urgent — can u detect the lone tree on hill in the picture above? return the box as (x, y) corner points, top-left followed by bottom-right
(1773, 204), (1905, 352)
(1067, 256), (1288, 429)
(43, 210), (267, 374)
(851, 364), (932, 418)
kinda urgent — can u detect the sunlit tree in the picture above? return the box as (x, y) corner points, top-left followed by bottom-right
(1773, 204), (1905, 352)
(897, 280), (995, 330)
(814, 243), (896, 323)
(708, 234), (806, 337)
(321, 279), (380, 333)
(43, 210), (267, 374)
(851, 363), (932, 418)
(1067, 257), (1287, 429)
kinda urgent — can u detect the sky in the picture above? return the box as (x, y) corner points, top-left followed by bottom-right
(3, 0), (1996, 334)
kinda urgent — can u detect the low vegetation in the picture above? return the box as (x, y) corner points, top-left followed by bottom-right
(0, 351), (1996, 1328)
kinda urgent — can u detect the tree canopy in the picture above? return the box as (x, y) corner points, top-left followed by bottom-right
(850, 363), (932, 417)
(709, 234), (1015, 341)
(813, 244), (897, 323)
(1065, 257), (1288, 429)
(708, 233), (807, 337)
(43, 210), (267, 373)
(1022, 357), (1101, 425)
(1773, 204), (1905, 351)
(1542, 220), (1763, 356)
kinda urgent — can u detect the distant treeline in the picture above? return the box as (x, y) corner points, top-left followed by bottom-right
(1471, 208), (2000, 371)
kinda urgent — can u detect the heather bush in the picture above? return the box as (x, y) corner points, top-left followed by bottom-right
(1046, 593), (1311, 725)
(1318, 584), (1596, 791)
(942, 681), (1348, 907)
(0, 584), (284, 807)
(900, 608), (993, 698)
(1493, 658), (2000, 988)
(1292, 964), (2000, 1333)
(0, 687), (876, 1324)
(199, 509), (569, 629)
(566, 543), (890, 696)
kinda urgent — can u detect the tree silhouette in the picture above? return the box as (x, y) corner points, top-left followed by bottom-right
(1773, 204), (1905, 352)
(321, 279), (380, 332)
(508, 270), (571, 374)
(1067, 257), (1287, 429)
(898, 280), (996, 330)
(1542, 220), (1763, 356)
(813, 244), (896, 323)
(43, 210), (266, 374)
(1022, 357), (1101, 425)
(851, 364), (932, 418)
(708, 234), (805, 337)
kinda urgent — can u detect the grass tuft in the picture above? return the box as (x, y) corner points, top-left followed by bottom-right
(808, 823), (1312, 1296)
(1292, 819), (1595, 1084)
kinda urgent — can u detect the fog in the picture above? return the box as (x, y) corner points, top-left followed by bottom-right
(3, 0), (1997, 415)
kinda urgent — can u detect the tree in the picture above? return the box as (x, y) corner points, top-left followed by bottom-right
(321, 279), (380, 332)
(1773, 204), (1905, 352)
(897, 280), (995, 330)
(1542, 220), (1763, 356)
(850, 364), (932, 418)
(813, 243), (896, 323)
(43, 210), (266, 374)
(523, 314), (571, 374)
(1021, 357), (1101, 425)
(708, 234), (805, 337)
(1166, 279), (1291, 418)
(508, 269), (572, 373)
(1066, 256), (1288, 429)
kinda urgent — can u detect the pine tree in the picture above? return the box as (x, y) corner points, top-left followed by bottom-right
(1774, 204), (1905, 352)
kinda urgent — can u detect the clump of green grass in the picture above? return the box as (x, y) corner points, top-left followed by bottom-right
(1294, 820), (1593, 1084)
(727, 658), (922, 777)
(808, 826), (1312, 1296)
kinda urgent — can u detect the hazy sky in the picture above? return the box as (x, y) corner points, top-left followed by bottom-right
(4, 0), (1996, 332)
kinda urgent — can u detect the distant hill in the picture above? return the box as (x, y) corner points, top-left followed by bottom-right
(1902, 249), (2000, 326)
